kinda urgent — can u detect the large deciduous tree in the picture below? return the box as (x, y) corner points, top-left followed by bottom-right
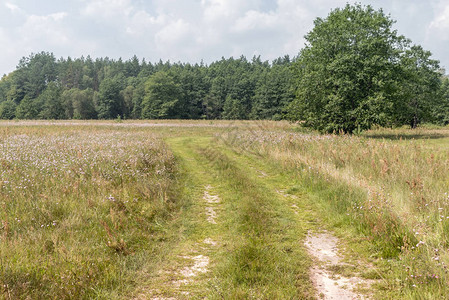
(288, 4), (435, 133)
(15, 52), (58, 101)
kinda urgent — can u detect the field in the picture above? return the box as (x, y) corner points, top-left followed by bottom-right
(0, 120), (448, 299)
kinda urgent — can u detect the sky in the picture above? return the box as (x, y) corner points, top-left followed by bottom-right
(0, 0), (448, 76)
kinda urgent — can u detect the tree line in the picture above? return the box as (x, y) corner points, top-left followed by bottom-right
(0, 53), (294, 121)
(0, 4), (448, 133)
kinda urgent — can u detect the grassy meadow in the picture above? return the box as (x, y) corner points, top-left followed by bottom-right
(221, 123), (449, 298)
(0, 124), (180, 298)
(0, 120), (448, 299)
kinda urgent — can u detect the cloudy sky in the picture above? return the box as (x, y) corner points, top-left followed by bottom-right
(0, 0), (448, 76)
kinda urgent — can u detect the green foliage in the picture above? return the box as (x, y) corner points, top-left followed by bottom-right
(223, 95), (246, 119)
(175, 65), (208, 119)
(15, 96), (39, 119)
(0, 73), (16, 103)
(0, 52), (296, 121)
(288, 3), (442, 133)
(96, 76), (124, 119)
(0, 8), (444, 126)
(62, 88), (97, 119)
(121, 84), (135, 119)
(15, 52), (58, 100)
(0, 100), (17, 119)
(398, 45), (442, 128)
(434, 78), (449, 125)
(251, 65), (295, 120)
(131, 82), (145, 119)
(204, 56), (261, 120)
(204, 77), (226, 119)
(141, 71), (182, 119)
(38, 82), (64, 120)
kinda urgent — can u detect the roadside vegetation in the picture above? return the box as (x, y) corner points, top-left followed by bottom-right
(220, 122), (449, 298)
(0, 120), (448, 299)
(0, 2), (448, 299)
(0, 125), (182, 299)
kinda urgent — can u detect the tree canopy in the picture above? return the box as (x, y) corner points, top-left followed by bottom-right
(287, 4), (445, 133)
(0, 5), (447, 130)
(0, 52), (295, 121)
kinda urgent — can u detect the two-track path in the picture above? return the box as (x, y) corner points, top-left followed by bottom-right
(133, 135), (373, 299)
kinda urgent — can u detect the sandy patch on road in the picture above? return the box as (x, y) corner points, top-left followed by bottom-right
(305, 232), (372, 299)
(138, 186), (222, 300)
(204, 186), (220, 224)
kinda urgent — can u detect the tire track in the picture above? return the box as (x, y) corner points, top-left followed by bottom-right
(141, 185), (222, 300)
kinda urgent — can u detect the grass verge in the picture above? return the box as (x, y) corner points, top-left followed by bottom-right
(0, 126), (185, 299)
(220, 125), (449, 298)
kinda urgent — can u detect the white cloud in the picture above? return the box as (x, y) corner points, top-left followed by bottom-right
(19, 13), (70, 46)
(429, 4), (449, 40)
(201, 0), (238, 20)
(226, 0), (317, 60)
(201, 0), (259, 23)
(0, 9), (71, 76)
(233, 10), (277, 32)
(0, 0), (448, 75)
(82, 0), (134, 18)
(50, 12), (68, 21)
(5, 2), (21, 13)
(154, 19), (198, 59)
(0, 28), (15, 58)
(126, 10), (166, 36)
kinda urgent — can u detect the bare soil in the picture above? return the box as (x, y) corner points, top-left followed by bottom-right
(305, 232), (372, 299)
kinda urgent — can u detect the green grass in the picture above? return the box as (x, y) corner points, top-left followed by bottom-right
(220, 123), (449, 298)
(0, 125), (184, 299)
(2, 120), (449, 299)
(170, 137), (315, 298)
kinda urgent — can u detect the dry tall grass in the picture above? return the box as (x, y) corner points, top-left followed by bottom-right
(0, 125), (178, 299)
(220, 124), (449, 297)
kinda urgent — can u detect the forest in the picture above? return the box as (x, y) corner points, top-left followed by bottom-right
(0, 4), (448, 132)
(0, 53), (294, 121)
